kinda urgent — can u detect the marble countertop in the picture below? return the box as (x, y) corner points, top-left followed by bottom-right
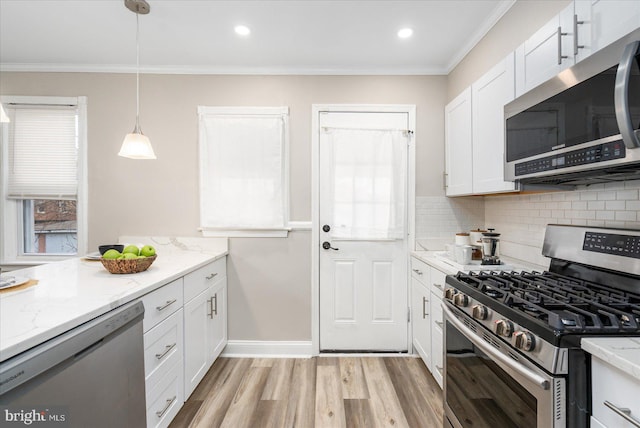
(0, 237), (227, 362)
(411, 250), (548, 275)
(582, 337), (640, 382)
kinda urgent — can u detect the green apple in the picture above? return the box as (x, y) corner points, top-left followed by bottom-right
(122, 252), (138, 259)
(102, 249), (121, 260)
(123, 245), (140, 256)
(140, 245), (156, 257)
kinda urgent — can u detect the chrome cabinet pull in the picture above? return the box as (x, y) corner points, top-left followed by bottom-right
(155, 299), (177, 312)
(434, 283), (443, 290)
(557, 26), (569, 64)
(206, 272), (218, 280)
(436, 365), (443, 376)
(412, 268), (423, 275)
(435, 320), (444, 328)
(422, 296), (429, 318)
(155, 343), (176, 360)
(604, 401), (640, 427)
(213, 293), (218, 316)
(155, 396), (177, 418)
(207, 297), (214, 319)
(573, 14), (584, 56)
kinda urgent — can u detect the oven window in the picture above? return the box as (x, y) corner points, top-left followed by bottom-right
(445, 321), (537, 428)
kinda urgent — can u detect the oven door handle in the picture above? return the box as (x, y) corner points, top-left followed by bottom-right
(443, 303), (550, 391)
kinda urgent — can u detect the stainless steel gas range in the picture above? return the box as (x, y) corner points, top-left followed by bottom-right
(443, 224), (640, 428)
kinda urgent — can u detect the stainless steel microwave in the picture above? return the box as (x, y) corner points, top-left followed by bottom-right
(504, 28), (640, 186)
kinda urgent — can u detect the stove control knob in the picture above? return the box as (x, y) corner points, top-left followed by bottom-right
(472, 305), (488, 320)
(494, 319), (514, 337)
(453, 293), (469, 307)
(513, 331), (536, 352)
(444, 288), (456, 300)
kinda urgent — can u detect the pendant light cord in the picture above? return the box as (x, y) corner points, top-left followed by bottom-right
(135, 11), (141, 133)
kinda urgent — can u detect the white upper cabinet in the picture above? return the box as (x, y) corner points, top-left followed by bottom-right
(574, 0), (640, 63)
(515, 3), (575, 97)
(445, 54), (517, 197)
(444, 87), (473, 196)
(472, 52), (517, 194)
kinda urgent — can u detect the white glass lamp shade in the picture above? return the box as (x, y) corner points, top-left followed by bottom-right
(118, 132), (156, 159)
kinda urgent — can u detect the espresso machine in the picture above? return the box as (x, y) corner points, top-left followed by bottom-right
(480, 229), (501, 265)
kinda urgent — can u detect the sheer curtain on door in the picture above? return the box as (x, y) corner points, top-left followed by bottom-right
(324, 128), (407, 240)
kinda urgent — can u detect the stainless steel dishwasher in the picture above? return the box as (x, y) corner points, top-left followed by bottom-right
(0, 301), (146, 427)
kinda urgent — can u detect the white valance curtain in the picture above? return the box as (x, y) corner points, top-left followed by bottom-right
(199, 109), (288, 230)
(6, 105), (78, 200)
(325, 128), (407, 240)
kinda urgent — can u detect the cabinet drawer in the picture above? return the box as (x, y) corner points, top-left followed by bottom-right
(146, 358), (184, 428)
(140, 278), (183, 333)
(430, 268), (446, 298)
(410, 257), (429, 284)
(184, 258), (226, 302)
(144, 309), (183, 387)
(591, 357), (640, 428)
(431, 291), (443, 326)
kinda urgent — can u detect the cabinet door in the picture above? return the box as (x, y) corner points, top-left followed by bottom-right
(207, 278), (227, 364)
(183, 288), (210, 399)
(575, 0), (640, 63)
(515, 4), (575, 97)
(445, 87), (473, 196)
(472, 52), (517, 194)
(411, 278), (431, 369)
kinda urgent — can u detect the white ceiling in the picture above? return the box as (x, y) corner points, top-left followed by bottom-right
(0, 0), (515, 75)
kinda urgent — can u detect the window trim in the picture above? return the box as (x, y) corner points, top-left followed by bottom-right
(197, 106), (291, 238)
(0, 95), (88, 265)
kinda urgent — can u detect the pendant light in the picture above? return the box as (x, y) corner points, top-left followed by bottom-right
(118, 0), (156, 159)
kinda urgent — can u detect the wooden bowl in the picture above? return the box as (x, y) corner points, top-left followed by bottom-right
(100, 255), (157, 274)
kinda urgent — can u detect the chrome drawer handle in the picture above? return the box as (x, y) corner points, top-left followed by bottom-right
(436, 365), (443, 376)
(155, 343), (176, 360)
(604, 401), (640, 427)
(213, 293), (218, 316)
(412, 268), (423, 275)
(206, 273), (218, 280)
(155, 299), (177, 312)
(434, 283), (443, 290)
(423, 296), (429, 318)
(435, 320), (444, 328)
(155, 395), (177, 418)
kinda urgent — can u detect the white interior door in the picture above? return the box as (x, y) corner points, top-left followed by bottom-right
(319, 110), (409, 351)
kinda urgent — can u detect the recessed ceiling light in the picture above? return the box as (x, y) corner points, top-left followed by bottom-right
(234, 25), (251, 36)
(397, 28), (413, 39)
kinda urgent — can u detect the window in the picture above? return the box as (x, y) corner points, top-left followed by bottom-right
(198, 106), (289, 237)
(0, 96), (87, 264)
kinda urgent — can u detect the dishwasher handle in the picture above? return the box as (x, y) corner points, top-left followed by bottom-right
(0, 301), (144, 395)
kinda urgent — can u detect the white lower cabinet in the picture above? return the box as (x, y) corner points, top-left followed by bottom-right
(139, 256), (227, 427)
(590, 356), (640, 428)
(411, 257), (447, 388)
(183, 258), (227, 399)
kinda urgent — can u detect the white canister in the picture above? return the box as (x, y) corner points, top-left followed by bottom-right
(469, 229), (487, 244)
(455, 233), (471, 246)
(455, 245), (473, 265)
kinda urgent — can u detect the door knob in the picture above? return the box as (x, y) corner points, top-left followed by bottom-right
(322, 241), (339, 251)
(322, 224), (331, 232)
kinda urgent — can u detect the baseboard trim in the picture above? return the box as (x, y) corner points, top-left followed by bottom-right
(221, 340), (314, 358)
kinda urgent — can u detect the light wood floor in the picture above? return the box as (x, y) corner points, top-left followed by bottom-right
(169, 356), (443, 428)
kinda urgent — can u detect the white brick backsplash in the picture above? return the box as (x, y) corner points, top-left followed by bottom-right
(617, 189), (639, 200)
(580, 192), (598, 201)
(572, 201), (587, 210)
(616, 211), (637, 222)
(596, 211), (615, 220)
(627, 201), (640, 211)
(587, 201), (605, 211)
(597, 191), (617, 200)
(605, 200), (625, 210)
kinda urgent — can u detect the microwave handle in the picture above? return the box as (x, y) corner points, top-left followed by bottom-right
(615, 40), (640, 149)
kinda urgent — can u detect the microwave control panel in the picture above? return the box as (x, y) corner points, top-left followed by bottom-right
(514, 141), (625, 176)
(583, 231), (640, 259)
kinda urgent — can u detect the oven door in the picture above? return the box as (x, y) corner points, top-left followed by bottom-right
(443, 303), (565, 428)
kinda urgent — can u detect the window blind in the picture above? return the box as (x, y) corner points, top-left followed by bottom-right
(198, 107), (289, 230)
(6, 105), (78, 200)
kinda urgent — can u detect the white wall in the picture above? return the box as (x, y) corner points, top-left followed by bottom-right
(0, 72), (447, 341)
